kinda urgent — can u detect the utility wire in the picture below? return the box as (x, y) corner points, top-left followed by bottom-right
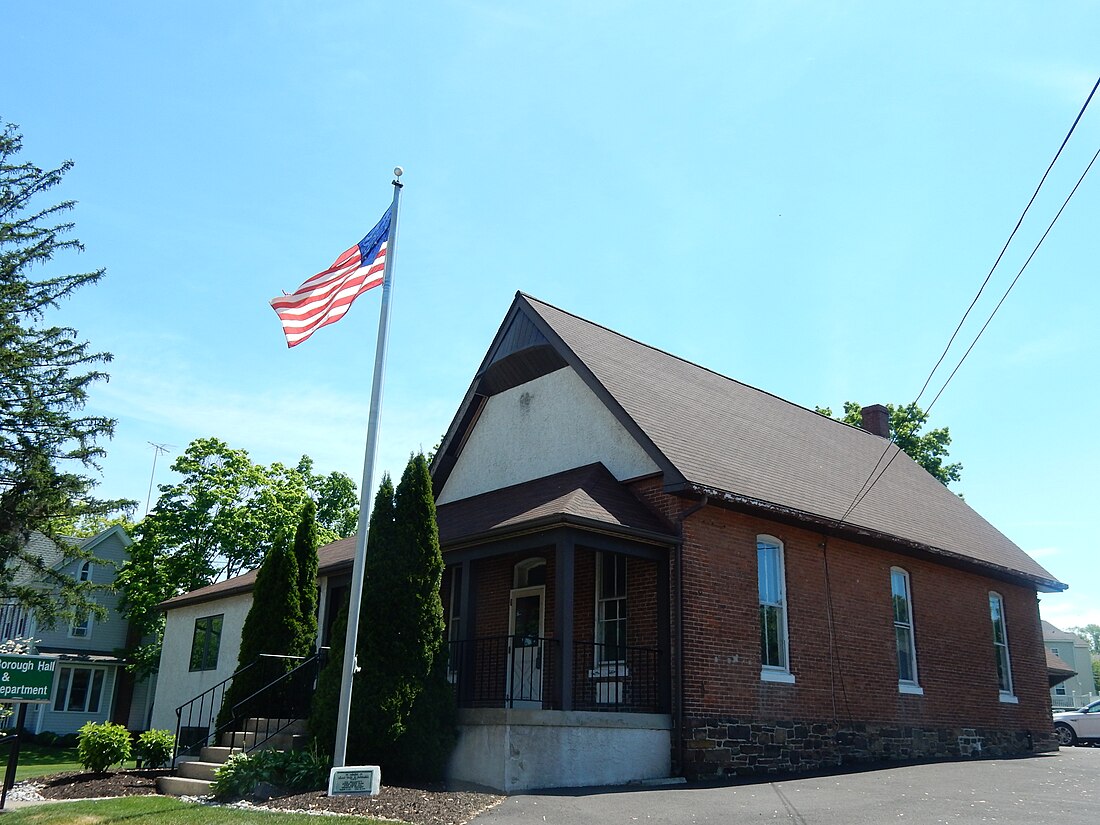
(834, 75), (1100, 528)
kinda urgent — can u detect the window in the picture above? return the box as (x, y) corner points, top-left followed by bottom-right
(53, 666), (107, 713)
(446, 566), (463, 683)
(78, 561), (92, 582)
(1055, 683), (1067, 696)
(989, 593), (1015, 701)
(189, 614), (224, 672)
(891, 568), (921, 693)
(68, 610), (92, 639)
(513, 558), (546, 588)
(595, 553), (627, 664)
(758, 536), (793, 682)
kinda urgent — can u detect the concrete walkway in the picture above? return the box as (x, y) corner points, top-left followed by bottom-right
(473, 746), (1099, 825)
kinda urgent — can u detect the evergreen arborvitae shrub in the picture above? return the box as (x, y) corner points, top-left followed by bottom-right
(308, 595), (348, 759)
(293, 499), (320, 658)
(219, 529), (303, 727)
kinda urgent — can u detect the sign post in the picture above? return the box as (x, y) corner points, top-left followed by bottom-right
(0, 655), (57, 808)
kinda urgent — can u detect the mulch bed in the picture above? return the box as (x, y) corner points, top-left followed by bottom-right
(33, 769), (504, 825)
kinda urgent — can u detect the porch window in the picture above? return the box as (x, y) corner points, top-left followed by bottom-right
(447, 566), (463, 683)
(596, 553), (627, 664)
(758, 535), (793, 682)
(891, 568), (921, 693)
(53, 666), (107, 713)
(990, 593), (1016, 701)
(189, 614), (224, 672)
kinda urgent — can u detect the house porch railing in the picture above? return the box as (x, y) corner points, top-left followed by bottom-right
(448, 636), (662, 713)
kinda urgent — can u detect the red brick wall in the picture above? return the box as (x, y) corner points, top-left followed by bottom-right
(628, 476), (1054, 776)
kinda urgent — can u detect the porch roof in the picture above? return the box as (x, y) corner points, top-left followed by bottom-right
(436, 462), (676, 548)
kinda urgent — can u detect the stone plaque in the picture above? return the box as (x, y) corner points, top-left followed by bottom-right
(328, 765), (381, 796)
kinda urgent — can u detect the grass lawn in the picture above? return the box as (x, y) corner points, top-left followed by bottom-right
(0, 796), (393, 824)
(8, 744), (84, 782)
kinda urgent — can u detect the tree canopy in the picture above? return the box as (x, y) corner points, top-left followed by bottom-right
(815, 401), (962, 487)
(0, 120), (130, 627)
(116, 437), (357, 675)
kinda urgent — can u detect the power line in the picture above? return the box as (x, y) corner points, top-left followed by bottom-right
(834, 75), (1100, 528)
(145, 442), (174, 516)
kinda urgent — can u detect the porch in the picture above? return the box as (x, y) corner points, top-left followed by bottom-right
(435, 463), (678, 791)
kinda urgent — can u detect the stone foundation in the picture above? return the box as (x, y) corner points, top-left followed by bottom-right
(681, 718), (1057, 778)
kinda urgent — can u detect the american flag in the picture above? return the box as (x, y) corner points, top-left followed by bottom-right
(270, 206), (393, 347)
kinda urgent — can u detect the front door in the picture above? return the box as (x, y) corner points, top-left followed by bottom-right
(507, 585), (545, 707)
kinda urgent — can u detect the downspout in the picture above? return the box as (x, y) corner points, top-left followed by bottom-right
(674, 493), (708, 776)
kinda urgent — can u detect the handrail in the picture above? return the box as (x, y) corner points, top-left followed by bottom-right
(225, 650), (326, 754)
(172, 653), (306, 768)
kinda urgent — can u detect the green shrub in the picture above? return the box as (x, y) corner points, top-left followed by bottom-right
(77, 722), (132, 773)
(212, 748), (330, 800)
(134, 729), (174, 769)
(57, 733), (79, 748)
(35, 731), (58, 746)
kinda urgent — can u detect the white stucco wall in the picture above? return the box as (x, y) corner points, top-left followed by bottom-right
(448, 709), (672, 792)
(438, 367), (659, 504)
(149, 593), (252, 732)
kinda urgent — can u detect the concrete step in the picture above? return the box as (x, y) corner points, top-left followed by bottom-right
(221, 729), (308, 751)
(156, 775), (214, 797)
(178, 760), (222, 782)
(200, 745), (242, 764)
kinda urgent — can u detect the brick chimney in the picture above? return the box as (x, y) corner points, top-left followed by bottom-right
(860, 404), (891, 438)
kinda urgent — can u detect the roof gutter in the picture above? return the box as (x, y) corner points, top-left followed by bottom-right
(667, 482), (1065, 593)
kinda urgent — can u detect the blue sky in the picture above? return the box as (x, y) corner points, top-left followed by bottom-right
(6, 2), (1098, 629)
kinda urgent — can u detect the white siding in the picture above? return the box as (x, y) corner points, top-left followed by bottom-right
(149, 594), (252, 732)
(438, 367), (658, 504)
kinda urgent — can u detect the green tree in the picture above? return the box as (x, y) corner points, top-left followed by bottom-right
(815, 401), (962, 486)
(218, 525), (304, 726)
(0, 120), (131, 628)
(116, 438), (355, 675)
(1068, 624), (1100, 655)
(1092, 658), (1100, 694)
(292, 498), (320, 658)
(310, 455), (455, 780)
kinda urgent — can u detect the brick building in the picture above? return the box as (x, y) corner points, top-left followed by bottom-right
(433, 293), (1064, 792)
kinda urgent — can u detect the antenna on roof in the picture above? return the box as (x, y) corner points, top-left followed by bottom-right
(145, 442), (174, 516)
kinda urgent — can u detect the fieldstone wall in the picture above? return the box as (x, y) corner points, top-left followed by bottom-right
(682, 718), (1057, 778)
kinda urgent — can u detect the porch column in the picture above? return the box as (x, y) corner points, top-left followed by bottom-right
(457, 560), (475, 706)
(554, 536), (575, 711)
(656, 553), (672, 713)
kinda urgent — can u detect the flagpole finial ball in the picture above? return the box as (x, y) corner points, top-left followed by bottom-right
(393, 166), (404, 178)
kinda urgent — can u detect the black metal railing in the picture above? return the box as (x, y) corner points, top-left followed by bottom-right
(172, 650), (324, 767)
(572, 641), (660, 713)
(448, 636), (661, 713)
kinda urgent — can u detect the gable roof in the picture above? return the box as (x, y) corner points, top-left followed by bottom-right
(158, 538), (356, 611)
(434, 293), (1063, 593)
(437, 462), (676, 548)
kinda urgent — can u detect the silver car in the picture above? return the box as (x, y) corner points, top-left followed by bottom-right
(1054, 699), (1100, 746)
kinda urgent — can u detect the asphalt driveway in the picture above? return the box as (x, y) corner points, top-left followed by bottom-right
(473, 746), (1098, 824)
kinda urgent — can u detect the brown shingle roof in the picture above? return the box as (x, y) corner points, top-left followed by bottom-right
(437, 293), (1062, 592)
(159, 537), (356, 611)
(437, 463), (675, 547)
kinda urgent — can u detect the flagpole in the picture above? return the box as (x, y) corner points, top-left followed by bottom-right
(333, 168), (404, 769)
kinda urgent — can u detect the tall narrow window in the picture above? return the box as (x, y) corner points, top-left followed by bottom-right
(891, 568), (920, 693)
(446, 566), (463, 683)
(78, 561), (92, 582)
(989, 593), (1015, 700)
(189, 614), (224, 672)
(595, 553), (627, 664)
(758, 536), (792, 681)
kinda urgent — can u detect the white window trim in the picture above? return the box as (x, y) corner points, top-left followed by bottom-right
(68, 606), (94, 639)
(594, 552), (628, 667)
(891, 567), (921, 694)
(990, 592), (1016, 701)
(53, 665), (108, 713)
(758, 535), (794, 683)
(78, 561), (93, 582)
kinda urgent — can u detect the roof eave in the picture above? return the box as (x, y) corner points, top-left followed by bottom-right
(441, 512), (678, 554)
(671, 481), (1067, 594)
